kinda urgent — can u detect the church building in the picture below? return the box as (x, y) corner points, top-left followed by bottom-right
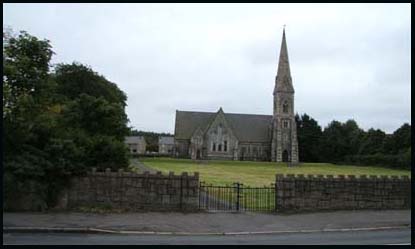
(174, 29), (299, 163)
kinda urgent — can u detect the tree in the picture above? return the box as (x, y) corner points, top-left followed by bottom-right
(3, 30), (58, 210)
(319, 120), (344, 162)
(319, 119), (364, 163)
(388, 123), (411, 154)
(358, 128), (386, 155)
(296, 113), (323, 162)
(61, 94), (129, 139)
(3, 29), (130, 210)
(53, 63), (127, 107)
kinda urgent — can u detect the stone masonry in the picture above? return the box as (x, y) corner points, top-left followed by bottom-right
(66, 168), (199, 211)
(275, 174), (411, 212)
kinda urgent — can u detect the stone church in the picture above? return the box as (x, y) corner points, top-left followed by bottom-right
(174, 29), (299, 163)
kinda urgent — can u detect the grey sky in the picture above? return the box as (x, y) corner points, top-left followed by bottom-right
(3, 3), (411, 134)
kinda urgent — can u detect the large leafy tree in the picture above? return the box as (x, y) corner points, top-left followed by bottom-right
(319, 119), (364, 163)
(3, 31), (55, 171)
(53, 63), (127, 107)
(3, 30), (130, 210)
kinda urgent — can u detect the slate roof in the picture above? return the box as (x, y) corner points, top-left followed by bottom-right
(175, 110), (272, 143)
(159, 136), (174, 145)
(125, 136), (146, 144)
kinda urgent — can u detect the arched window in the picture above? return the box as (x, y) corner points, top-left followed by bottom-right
(283, 101), (289, 113)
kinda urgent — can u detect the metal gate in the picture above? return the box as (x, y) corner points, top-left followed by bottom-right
(199, 182), (276, 212)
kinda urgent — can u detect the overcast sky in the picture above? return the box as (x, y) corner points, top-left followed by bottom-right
(3, 3), (411, 134)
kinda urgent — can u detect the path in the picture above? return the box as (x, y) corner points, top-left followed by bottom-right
(130, 158), (157, 174)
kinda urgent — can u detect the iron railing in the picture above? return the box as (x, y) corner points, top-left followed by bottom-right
(199, 182), (276, 212)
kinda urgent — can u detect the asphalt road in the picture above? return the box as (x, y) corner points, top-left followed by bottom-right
(3, 228), (411, 245)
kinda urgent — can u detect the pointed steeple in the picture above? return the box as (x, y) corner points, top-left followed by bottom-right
(274, 27), (294, 94)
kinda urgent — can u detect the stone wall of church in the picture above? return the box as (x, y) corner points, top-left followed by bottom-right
(174, 139), (190, 158)
(204, 113), (239, 160)
(238, 142), (271, 161)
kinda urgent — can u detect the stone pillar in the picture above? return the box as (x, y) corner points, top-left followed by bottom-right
(290, 117), (299, 164)
(271, 119), (277, 162)
(276, 120), (283, 162)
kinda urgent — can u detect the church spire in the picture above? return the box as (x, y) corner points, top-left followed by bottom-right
(274, 27), (294, 94)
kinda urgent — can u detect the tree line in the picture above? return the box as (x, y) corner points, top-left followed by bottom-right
(295, 114), (411, 169)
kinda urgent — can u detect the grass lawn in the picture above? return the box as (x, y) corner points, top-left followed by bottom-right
(137, 157), (411, 187)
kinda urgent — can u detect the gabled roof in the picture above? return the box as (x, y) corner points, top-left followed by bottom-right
(125, 136), (146, 144)
(174, 110), (216, 140)
(175, 110), (272, 143)
(159, 136), (174, 145)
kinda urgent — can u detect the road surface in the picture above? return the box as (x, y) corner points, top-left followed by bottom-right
(3, 228), (411, 245)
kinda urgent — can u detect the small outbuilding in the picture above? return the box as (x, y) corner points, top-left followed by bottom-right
(125, 136), (147, 155)
(158, 136), (174, 155)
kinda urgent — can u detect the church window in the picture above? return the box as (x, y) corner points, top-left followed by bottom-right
(283, 101), (289, 113)
(212, 143), (216, 151)
(283, 120), (289, 128)
(224, 140), (227, 152)
(218, 144), (222, 151)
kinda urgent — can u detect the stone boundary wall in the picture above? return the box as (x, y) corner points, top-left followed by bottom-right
(275, 174), (411, 212)
(66, 168), (199, 211)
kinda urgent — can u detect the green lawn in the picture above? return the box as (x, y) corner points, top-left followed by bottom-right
(137, 157), (410, 187)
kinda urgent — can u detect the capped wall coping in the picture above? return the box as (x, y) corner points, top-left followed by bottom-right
(87, 168), (199, 179)
(275, 174), (411, 181)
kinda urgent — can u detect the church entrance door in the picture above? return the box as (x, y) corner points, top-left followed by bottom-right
(196, 149), (201, 159)
(282, 150), (289, 162)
